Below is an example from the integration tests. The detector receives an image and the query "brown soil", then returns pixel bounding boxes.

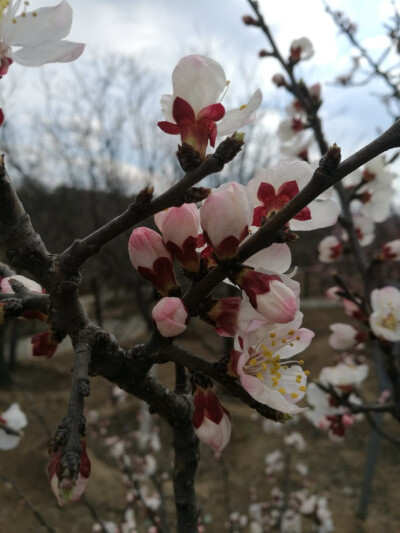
[1,306,400,533]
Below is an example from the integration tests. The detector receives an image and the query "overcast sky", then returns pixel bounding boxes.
[5,0,400,180]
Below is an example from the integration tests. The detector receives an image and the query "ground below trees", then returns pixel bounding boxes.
[0,306,399,533]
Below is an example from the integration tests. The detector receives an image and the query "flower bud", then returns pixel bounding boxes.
[154,204,200,272]
[242,15,258,26]
[31,331,59,358]
[200,297,241,337]
[326,286,342,301]
[48,441,91,506]
[272,73,287,87]
[152,297,188,337]
[200,182,252,261]
[192,382,231,453]
[235,268,297,324]
[128,227,178,296]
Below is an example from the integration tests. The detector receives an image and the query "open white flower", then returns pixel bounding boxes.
[0,0,84,75]
[0,403,27,450]
[158,55,262,158]
[319,362,369,388]
[369,286,400,341]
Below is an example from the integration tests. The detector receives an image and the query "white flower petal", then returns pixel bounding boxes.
[217,89,262,136]
[160,94,174,122]
[5,0,73,47]
[245,243,291,274]
[172,55,227,114]
[291,198,339,231]
[10,40,84,66]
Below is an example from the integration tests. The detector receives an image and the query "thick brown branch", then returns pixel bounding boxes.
[0,157,52,284]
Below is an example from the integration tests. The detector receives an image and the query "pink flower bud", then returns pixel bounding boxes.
[342,414,355,428]
[200,182,252,261]
[48,440,91,506]
[342,299,365,321]
[30,331,58,358]
[309,83,322,101]
[154,204,201,272]
[192,386,231,452]
[152,297,188,337]
[272,73,287,87]
[242,15,258,26]
[128,227,178,296]
[235,268,297,324]
[326,286,342,301]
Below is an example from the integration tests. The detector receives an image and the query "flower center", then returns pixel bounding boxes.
[380,312,397,331]
[243,330,309,399]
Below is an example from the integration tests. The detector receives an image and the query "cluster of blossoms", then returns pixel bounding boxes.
[128,51,341,452]
[238,430,333,533]
[306,355,368,442]
[86,392,166,533]
[269,37,317,163]
[128,176,324,450]
[265,34,400,443]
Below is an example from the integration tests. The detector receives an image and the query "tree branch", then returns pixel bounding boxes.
[60,136,244,272]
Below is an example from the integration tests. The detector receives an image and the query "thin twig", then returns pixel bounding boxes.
[0,472,55,533]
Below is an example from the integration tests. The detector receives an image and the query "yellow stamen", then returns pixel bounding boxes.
[291,392,299,398]
[278,387,286,394]
[299,386,307,392]
[296,336,301,341]
[0,0,9,18]
[239,104,248,110]
[288,330,294,335]
[281,338,287,343]
[256,372,264,381]
[299,360,304,365]
[380,313,397,331]
[270,332,276,338]
[305,370,310,376]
